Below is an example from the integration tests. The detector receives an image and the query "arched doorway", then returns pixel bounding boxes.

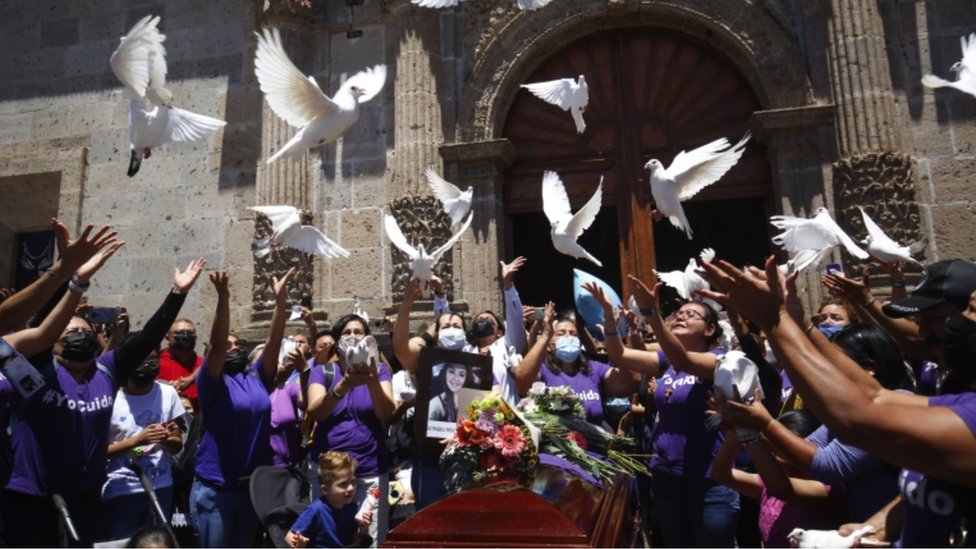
[502,26,771,309]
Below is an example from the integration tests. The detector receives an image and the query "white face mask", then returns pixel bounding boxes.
[437,327,467,351]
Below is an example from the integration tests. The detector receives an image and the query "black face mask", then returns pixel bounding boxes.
[223,349,250,375]
[471,318,496,339]
[130,359,159,389]
[59,331,100,363]
[941,313,976,394]
[171,332,197,351]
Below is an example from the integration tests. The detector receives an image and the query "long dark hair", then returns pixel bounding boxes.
[832,324,915,391]
[545,312,590,376]
[331,314,370,341]
[778,409,822,438]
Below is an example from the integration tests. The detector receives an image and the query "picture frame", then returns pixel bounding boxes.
[414,347,494,449]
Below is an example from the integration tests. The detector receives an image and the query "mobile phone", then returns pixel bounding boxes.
[368,318,391,331]
[530,308,545,321]
[825,262,843,276]
[88,307,120,325]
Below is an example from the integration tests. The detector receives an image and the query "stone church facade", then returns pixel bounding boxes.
[0,0,973,336]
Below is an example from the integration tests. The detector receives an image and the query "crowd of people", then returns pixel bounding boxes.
[0,217,974,548]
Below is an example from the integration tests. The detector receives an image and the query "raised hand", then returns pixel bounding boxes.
[273,267,297,303]
[822,270,873,306]
[209,271,229,296]
[55,218,119,273]
[500,256,527,289]
[174,257,207,294]
[403,276,423,304]
[699,257,784,331]
[541,301,556,337]
[710,386,773,431]
[75,241,126,284]
[627,274,661,311]
[581,281,614,317]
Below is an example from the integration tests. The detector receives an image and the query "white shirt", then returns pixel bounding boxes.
[103,382,185,500]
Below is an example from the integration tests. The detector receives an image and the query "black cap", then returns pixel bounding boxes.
[883,260,976,318]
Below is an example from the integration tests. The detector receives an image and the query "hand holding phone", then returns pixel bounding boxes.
[88,306,121,325]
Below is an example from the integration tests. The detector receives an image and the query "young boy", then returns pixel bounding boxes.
[286,451,371,548]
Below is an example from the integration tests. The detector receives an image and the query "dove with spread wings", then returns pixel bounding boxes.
[254,28,386,164]
[110,15,227,177]
[521,76,589,134]
[645,132,751,240]
[542,171,604,267]
[385,212,473,284]
[922,33,976,99]
[249,205,349,259]
[426,167,473,229]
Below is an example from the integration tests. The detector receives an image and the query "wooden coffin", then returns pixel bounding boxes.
[384,465,634,548]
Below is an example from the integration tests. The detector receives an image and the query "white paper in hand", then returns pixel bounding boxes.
[288,305,303,321]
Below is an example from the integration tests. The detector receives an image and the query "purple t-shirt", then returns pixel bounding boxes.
[6,352,120,496]
[194,358,272,486]
[308,362,393,477]
[897,393,976,547]
[290,497,357,548]
[270,381,302,468]
[650,349,724,479]
[538,359,611,427]
[806,425,900,522]
[779,370,793,405]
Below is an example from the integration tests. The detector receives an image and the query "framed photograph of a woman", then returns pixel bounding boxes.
[415,348,493,447]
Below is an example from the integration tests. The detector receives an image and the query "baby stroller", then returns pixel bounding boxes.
[249,465,311,547]
[60,460,178,548]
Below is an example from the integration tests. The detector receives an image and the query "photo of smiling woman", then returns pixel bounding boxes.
[427,363,467,428]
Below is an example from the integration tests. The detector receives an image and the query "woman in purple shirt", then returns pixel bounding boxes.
[306,313,395,545]
[702,258,976,547]
[189,268,295,548]
[514,303,638,429]
[586,278,738,547]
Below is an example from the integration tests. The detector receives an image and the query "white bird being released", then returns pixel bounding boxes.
[770,207,869,265]
[249,205,350,259]
[254,27,387,164]
[521,75,589,134]
[645,132,751,240]
[110,15,226,177]
[411,0,554,11]
[426,167,473,229]
[921,33,976,99]
[705,350,764,431]
[385,212,473,284]
[654,248,721,310]
[858,207,927,266]
[542,171,604,267]
[787,526,876,548]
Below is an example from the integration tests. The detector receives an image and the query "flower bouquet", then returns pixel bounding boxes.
[518,383,647,483]
[440,395,539,492]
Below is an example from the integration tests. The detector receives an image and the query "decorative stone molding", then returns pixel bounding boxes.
[388,195,455,303]
[832,152,923,277]
[251,210,315,320]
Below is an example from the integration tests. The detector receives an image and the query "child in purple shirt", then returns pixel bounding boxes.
[286,451,370,548]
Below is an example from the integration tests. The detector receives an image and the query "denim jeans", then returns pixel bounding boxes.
[411,448,448,511]
[651,472,740,547]
[103,486,174,540]
[189,478,258,548]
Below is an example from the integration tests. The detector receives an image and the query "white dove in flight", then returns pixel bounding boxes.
[858,207,927,265]
[521,76,589,133]
[645,131,751,240]
[922,33,976,98]
[771,207,869,266]
[110,15,226,177]
[778,247,834,275]
[654,248,721,310]
[254,27,387,164]
[411,0,554,10]
[542,171,604,267]
[385,212,473,283]
[787,526,876,548]
[249,205,350,259]
[426,167,473,229]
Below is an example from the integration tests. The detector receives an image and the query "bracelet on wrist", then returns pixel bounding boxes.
[67,281,86,294]
[603,329,618,337]
[70,275,90,290]
[329,387,347,400]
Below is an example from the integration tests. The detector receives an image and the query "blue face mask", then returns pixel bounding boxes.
[818,323,845,339]
[553,336,582,363]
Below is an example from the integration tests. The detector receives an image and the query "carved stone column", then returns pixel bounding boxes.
[391,3,444,198]
[440,139,516,317]
[825,0,924,280]
[252,20,316,320]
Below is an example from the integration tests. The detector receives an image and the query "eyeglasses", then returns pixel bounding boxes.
[673,309,706,322]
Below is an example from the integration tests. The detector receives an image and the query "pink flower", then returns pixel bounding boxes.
[567,431,587,450]
[494,424,527,458]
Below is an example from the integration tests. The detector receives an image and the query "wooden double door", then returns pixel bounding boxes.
[502,26,772,310]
